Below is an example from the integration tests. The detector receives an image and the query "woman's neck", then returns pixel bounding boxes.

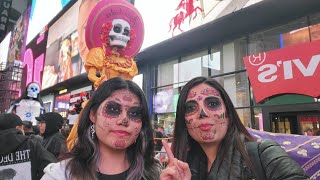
[200,142,220,172]
[97,144,129,175]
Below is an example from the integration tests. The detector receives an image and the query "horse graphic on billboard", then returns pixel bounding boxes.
[169,0,203,36]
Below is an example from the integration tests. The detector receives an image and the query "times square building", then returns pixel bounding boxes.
[3,0,320,136]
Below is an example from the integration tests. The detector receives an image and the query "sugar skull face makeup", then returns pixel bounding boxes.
[185,83,229,144]
[90,89,142,150]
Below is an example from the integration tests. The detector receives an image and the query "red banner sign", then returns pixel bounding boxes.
[243,40,320,103]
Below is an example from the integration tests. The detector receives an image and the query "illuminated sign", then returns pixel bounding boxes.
[135,0,264,49]
[59,89,68,94]
[26,0,71,44]
[23,30,48,93]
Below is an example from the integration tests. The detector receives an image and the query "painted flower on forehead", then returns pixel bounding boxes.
[200,87,220,96]
[187,91,197,99]
[123,94,133,102]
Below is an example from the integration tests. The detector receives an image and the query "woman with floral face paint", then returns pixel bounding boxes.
[160,76,308,180]
[41,77,161,180]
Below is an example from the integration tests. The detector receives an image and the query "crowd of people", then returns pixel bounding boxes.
[0,77,313,180]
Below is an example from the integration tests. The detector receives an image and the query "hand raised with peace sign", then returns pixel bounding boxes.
[160,140,191,180]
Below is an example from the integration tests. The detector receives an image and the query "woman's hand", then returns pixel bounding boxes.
[160,140,191,180]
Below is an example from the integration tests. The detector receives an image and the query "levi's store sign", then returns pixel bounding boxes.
[243,40,320,103]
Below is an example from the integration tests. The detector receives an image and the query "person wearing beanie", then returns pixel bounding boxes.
[0,113,56,180]
[36,112,67,159]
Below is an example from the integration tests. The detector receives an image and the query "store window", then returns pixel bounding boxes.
[212,72,250,108]
[156,113,175,136]
[248,16,308,54]
[157,59,178,87]
[299,115,319,135]
[254,107,263,130]
[153,86,179,114]
[236,108,251,127]
[175,50,209,87]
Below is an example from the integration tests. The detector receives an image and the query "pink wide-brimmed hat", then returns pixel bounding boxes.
[85,0,144,58]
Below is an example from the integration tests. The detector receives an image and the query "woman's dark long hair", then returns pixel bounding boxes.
[172,76,255,173]
[66,77,160,180]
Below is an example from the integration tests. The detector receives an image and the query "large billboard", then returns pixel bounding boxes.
[42,0,83,90]
[135,0,263,49]
[7,8,30,64]
[23,29,48,92]
[26,0,71,44]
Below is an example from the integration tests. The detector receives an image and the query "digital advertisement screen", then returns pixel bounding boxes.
[43,0,83,90]
[68,85,92,124]
[26,0,71,44]
[23,30,48,92]
[54,93,70,118]
[0,32,12,67]
[7,8,30,64]
[135,0,262,50]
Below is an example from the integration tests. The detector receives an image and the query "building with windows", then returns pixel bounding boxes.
[1,0,320,135]
[134,0,320,135]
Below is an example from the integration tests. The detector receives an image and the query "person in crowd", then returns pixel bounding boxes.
[36,112,67,159]
[22,120,43,144]
[154,130,164,151]
[33,125,41,135]
[61,119,71,138]
[0,113,56,180]
[304,128,314,136]
[41,77,161,180]
[157,126,168,138]
[160,76,308,180]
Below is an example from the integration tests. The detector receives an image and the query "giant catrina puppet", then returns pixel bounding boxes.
[85,0,143,88]
[67,0,144,150]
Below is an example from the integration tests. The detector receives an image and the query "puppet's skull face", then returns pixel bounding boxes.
[108,19,130,48]
[27,83,40,98]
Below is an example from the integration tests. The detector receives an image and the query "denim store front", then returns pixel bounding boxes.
[135,0,320,136]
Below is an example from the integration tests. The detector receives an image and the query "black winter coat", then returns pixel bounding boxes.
[42,132,67,159]
[187,139,309,180]
[0,129,56,180]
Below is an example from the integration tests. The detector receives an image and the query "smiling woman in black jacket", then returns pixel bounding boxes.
[160,77,309,180]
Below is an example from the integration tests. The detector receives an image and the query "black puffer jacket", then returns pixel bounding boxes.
[187,139,309,180]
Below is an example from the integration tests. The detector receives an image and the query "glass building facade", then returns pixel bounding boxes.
[144,12,320,136]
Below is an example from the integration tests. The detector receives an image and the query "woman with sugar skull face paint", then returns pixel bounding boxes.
[41,77,161,180]
[160,77,308,180]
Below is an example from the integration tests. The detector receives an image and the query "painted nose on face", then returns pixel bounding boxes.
[118,117,129,127]
[199,109,208,119]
